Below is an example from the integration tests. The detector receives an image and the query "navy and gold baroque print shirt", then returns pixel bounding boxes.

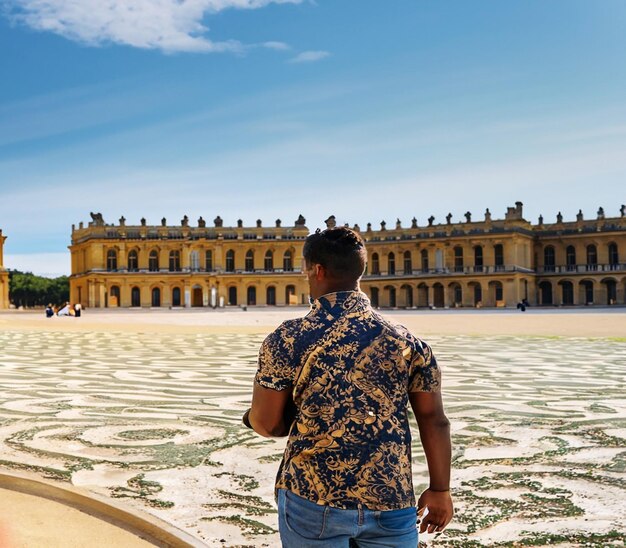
[255,290,441,511]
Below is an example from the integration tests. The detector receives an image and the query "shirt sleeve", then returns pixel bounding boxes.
[254,324,297,392]
[408,338,441,393]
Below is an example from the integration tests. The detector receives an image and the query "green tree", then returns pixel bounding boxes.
[8,270,70,308]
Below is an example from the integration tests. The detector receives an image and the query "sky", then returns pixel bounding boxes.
[1,0,625,276]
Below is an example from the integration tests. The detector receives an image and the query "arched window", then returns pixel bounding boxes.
[371,253,380,275]
[247,286,256,305]
[169,250,181,272]
[228,286,237,305]
[283,251,293,272]
[264,250,274,271]
[474,246,483,272]
[225,250,235,272]
[608,243,619,269]
[245,250,254,272]
[109,286,120,307]
[151,287,161,307]
[566,246,576,271]
[370,287,379,307]
[149,250,159,272]
[494,244,504,271]
[172,287,181,307]
[190,251,199,271]
[205,250,213,272]
[386,286,396,307]
[127,250,138,272]
[285,285,296,304]
[420,249,429,271]
[544,246,555,272]
[131,287,141,307]
[266,286,276,305]
[106,249,117,271]
[561,281,574,305]
[388,253,395,275]
[586,245,597,271]
[403,251,412,275]
[454,247,464,272]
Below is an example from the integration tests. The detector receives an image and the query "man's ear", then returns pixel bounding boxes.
[315,264,325,279]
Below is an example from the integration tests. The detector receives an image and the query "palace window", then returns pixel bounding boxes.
[131,287,141,307]
[228,286,237,305]
[370,287,379,307]
[494,244,504,271]
[388,253,395,275]
[586,245,598,271]
[544,246,555,272]
[172,287,181,307]
[149,250,159,272]
[247,286,256,305]
[371,253,380,275]
[225,250,235,272]
[190,251,199,271]
[169,250,181,272]
[403,251,412,275]
[566,246,576,271]
[454,246,464,272]
[245,250,254,272]
[205,250,213,272]
[283,251,293,272]
[106,249,118,271]
[151,287,161,307]
[127,250,138,272]
[474,246,483,272]
[266,285,276,305]
[420,249,429,272]
[264,250,274,271]
[608,243,619,269]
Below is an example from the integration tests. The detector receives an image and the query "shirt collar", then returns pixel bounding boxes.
[310,290,370,316]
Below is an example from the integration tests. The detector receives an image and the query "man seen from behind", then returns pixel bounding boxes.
[243,226,453,547]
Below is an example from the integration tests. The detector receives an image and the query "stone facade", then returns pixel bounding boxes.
[69,204,626,309]
[0,229,8,309]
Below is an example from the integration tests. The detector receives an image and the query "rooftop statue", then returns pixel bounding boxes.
[90,212,104,226]
[446,213,452,225]
[428,215,435,227]
[198,216,206,228]
[295,214,306,226]
[325,216,337,229]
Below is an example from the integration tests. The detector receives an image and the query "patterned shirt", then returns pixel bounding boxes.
[255,290,441,511]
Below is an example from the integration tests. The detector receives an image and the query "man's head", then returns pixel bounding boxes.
[303,226,367,298]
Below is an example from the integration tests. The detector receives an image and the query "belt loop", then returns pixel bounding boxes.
[358,503,363,526]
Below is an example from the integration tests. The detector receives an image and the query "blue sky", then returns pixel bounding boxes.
[1,0,625,276]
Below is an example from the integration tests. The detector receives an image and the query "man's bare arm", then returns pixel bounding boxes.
[410,390,454,534]
[246,382,292,438]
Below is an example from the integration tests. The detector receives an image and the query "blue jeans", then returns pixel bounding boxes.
[277,489,418,548]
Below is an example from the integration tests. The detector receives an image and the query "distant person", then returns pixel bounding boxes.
[45,304,54,318]
[57,302,71,316]
[243,227,453,547]
[74,303,82,317]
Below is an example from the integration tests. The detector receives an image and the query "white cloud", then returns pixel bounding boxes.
[289,50,330,63]
[261,40,291,51]
[4,0,301,53]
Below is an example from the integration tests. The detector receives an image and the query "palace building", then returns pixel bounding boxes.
[0,229,8,309]
[69,203,626,309]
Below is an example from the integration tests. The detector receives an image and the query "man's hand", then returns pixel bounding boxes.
[417,488,454,534]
